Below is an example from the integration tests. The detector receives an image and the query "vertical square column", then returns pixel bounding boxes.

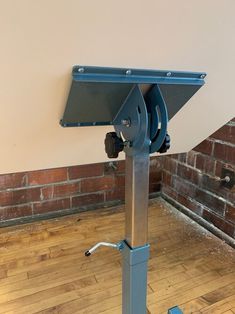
[123,152,150,313]
[122,241,150,314]
[125,153,150,248]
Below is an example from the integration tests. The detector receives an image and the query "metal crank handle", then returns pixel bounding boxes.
[85,241,123,256]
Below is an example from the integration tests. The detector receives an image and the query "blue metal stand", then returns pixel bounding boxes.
[61,66,206,314]
[168,306,183,314]
[122,241,150,314]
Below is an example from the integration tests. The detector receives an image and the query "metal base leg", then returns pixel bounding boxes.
[122,241,150,314]
[168,306,183,314]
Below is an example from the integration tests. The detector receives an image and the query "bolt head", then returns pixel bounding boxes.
[166,72,172,77]
[78,67,84,73]
[121,119,131,127]
[126,69,132,75]
[124,141,131,148]
[200,74,206,79]
[224,175,231,183]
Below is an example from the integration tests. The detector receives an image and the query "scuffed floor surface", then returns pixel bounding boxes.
[0,198,234,313]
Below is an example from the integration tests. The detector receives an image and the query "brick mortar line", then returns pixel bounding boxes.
[171,170,229,204]
[0,179,79,192]
[0,174,124,192]
[0,191,109,209]
[210,138,235,147]
[186,195,206,210]
[165,156,203,173]
[204,138,214,143]
[165,184,227,220]
[211,140,215,156]
[0,183,161,209]
[0,202,34,209]
[173,159,232,184]
[0,196,71,209]
[0,171,158,192]
[163,169,231,206]
[179,188,227,220]
[168,154,234,172]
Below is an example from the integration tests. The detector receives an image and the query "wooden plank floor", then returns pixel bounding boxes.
[0,198,234,314]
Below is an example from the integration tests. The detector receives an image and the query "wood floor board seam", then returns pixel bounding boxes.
[0,198,234,314]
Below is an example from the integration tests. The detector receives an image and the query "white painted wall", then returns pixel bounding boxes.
[0,0,234,173]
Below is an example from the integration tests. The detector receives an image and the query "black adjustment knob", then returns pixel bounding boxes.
[105,132,124,158]
[158,133,170,154]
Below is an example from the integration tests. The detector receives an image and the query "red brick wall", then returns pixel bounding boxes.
[1,119,234,241]
[0,158,162,223]
[162,118,235,239]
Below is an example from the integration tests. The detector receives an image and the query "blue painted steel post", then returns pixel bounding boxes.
[122,242,150,314]
[168,306,183,314]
